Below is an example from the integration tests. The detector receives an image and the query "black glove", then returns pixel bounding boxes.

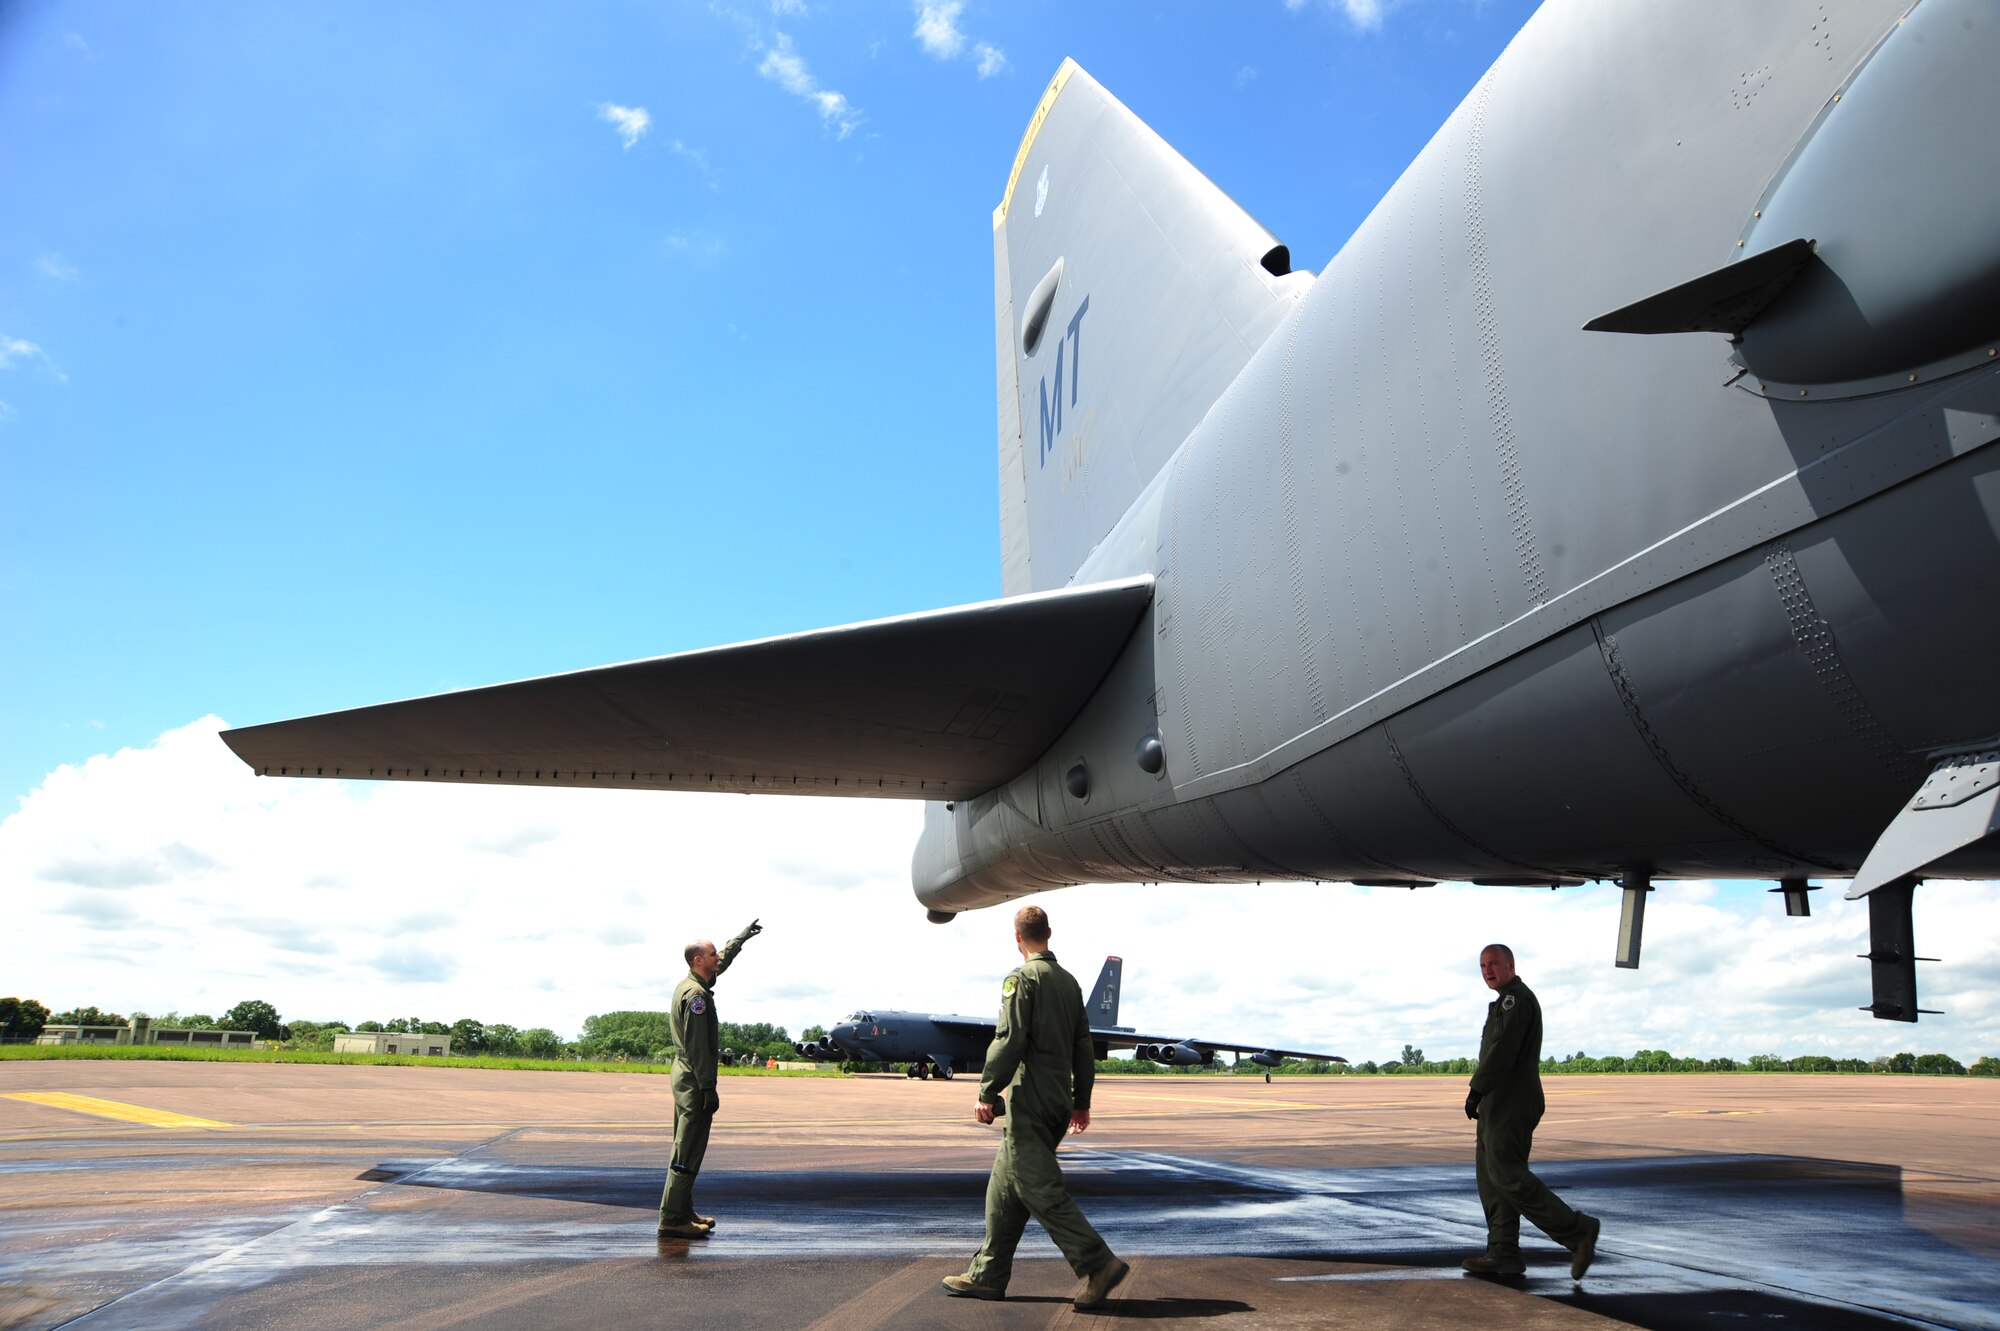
[745,918,762,937]
[1464,1089,1481,1120]
[702,1086,720,1115]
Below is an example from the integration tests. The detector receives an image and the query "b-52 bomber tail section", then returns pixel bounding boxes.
[990,59,1313,598]
[227,1,2000,1025]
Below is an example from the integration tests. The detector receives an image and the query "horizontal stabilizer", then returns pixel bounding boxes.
[221,577,1153,801]
[1848,750,2000,899]
[1583,238,1814,336]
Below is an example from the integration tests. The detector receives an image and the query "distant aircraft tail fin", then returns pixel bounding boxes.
[1086,956,1123,1029]
[992,60,1313,595]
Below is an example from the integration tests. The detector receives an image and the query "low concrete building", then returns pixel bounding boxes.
[333,1031,453,1057]
[36,1017,256,1048]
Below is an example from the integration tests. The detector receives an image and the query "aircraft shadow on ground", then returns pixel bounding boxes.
[357,1152,1998,1331]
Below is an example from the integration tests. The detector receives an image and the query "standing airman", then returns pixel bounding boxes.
[658,918,762,1240]
[1461,942,1600,1279]
[941,905,1129,1309]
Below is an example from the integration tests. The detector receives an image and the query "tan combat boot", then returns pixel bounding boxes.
[940,1273,1005,1300]
[1460,1251,1526,1276]
[1074,1256,1130,1309]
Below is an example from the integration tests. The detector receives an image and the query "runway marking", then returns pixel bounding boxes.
[0,1088,1609,1142]
[1665,1108,1765,1116]
[2,1091,233,1129]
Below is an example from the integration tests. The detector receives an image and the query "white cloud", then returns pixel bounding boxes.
[1235,66,1259,88]
[757,33,862,139]
[0,335,65,382]
[913,2,1007,78]
[667,139,721,192]
[913,1,965,58]
[0,400,16,426]
[5,718,1998,1062]
[662,230,727,258]
[1286,0,1393,30]
[770,0,807,13]
[597,102,651,150]
[37,253,79,282]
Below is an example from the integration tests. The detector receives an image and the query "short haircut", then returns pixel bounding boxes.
[1481,942,1515,963]
[1014,904,1051,943]
[684,940,704,967]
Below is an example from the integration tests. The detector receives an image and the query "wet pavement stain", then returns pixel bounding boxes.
[24,1151,1981,1330]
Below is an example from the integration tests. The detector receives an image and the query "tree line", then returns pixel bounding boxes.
[6,998,1992,1075]
[1322,1044,1997,1077]
[0,997,807,1066]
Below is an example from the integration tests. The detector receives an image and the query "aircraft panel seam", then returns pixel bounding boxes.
[1764,544,1924,783]
[1163,372,2000,806]
[1381,723,1555,877]
[1464,65,1549,609]
[1592,619,1819,866]
[1288,770,1429,881]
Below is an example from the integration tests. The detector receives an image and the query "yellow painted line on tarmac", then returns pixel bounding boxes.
[2,1091,233,1129]
[0,1091,1443,1141]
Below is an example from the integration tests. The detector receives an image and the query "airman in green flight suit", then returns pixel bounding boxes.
[941,905,1129,1310]
[657,918,761,1240]
[1461,942,1601,1279]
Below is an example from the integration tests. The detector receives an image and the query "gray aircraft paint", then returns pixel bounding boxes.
[915,0,2000,912]
[801,958,1343,1074]
[224,0,2000,1017]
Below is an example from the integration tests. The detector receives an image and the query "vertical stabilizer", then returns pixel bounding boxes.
[993,60,1313,595]
[1086,955,1124,1029]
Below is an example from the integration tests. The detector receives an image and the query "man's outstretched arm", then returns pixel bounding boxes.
[716,918,762,978]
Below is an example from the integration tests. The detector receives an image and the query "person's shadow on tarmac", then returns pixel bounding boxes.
[997,1295,1252,1318]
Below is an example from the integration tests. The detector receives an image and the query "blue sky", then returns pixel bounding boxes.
[1,0,1534,799]
[4,1,1994,1062]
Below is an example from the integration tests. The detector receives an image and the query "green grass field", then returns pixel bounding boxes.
[0,1046,842,1076]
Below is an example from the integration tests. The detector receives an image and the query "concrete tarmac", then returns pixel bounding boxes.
[1,1064,1995,1330]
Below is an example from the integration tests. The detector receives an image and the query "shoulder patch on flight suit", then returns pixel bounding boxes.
[1002,975,1018,997]
[691,994,706,1015]
[1502,994,1516,1011]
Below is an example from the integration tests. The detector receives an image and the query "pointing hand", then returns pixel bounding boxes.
[745,919,763,937]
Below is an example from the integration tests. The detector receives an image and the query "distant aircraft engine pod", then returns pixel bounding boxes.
[1250,1051,1283,1068]
[1146,1042,1208,1066]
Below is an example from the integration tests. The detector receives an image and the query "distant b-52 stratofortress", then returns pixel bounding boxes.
[225,0,2000,1024]
[789,958,1344,1079]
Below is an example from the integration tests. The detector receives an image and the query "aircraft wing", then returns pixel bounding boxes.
[221,576,1152,801]
[1094,1030,1347,1064]
[927,1015,998,1031]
